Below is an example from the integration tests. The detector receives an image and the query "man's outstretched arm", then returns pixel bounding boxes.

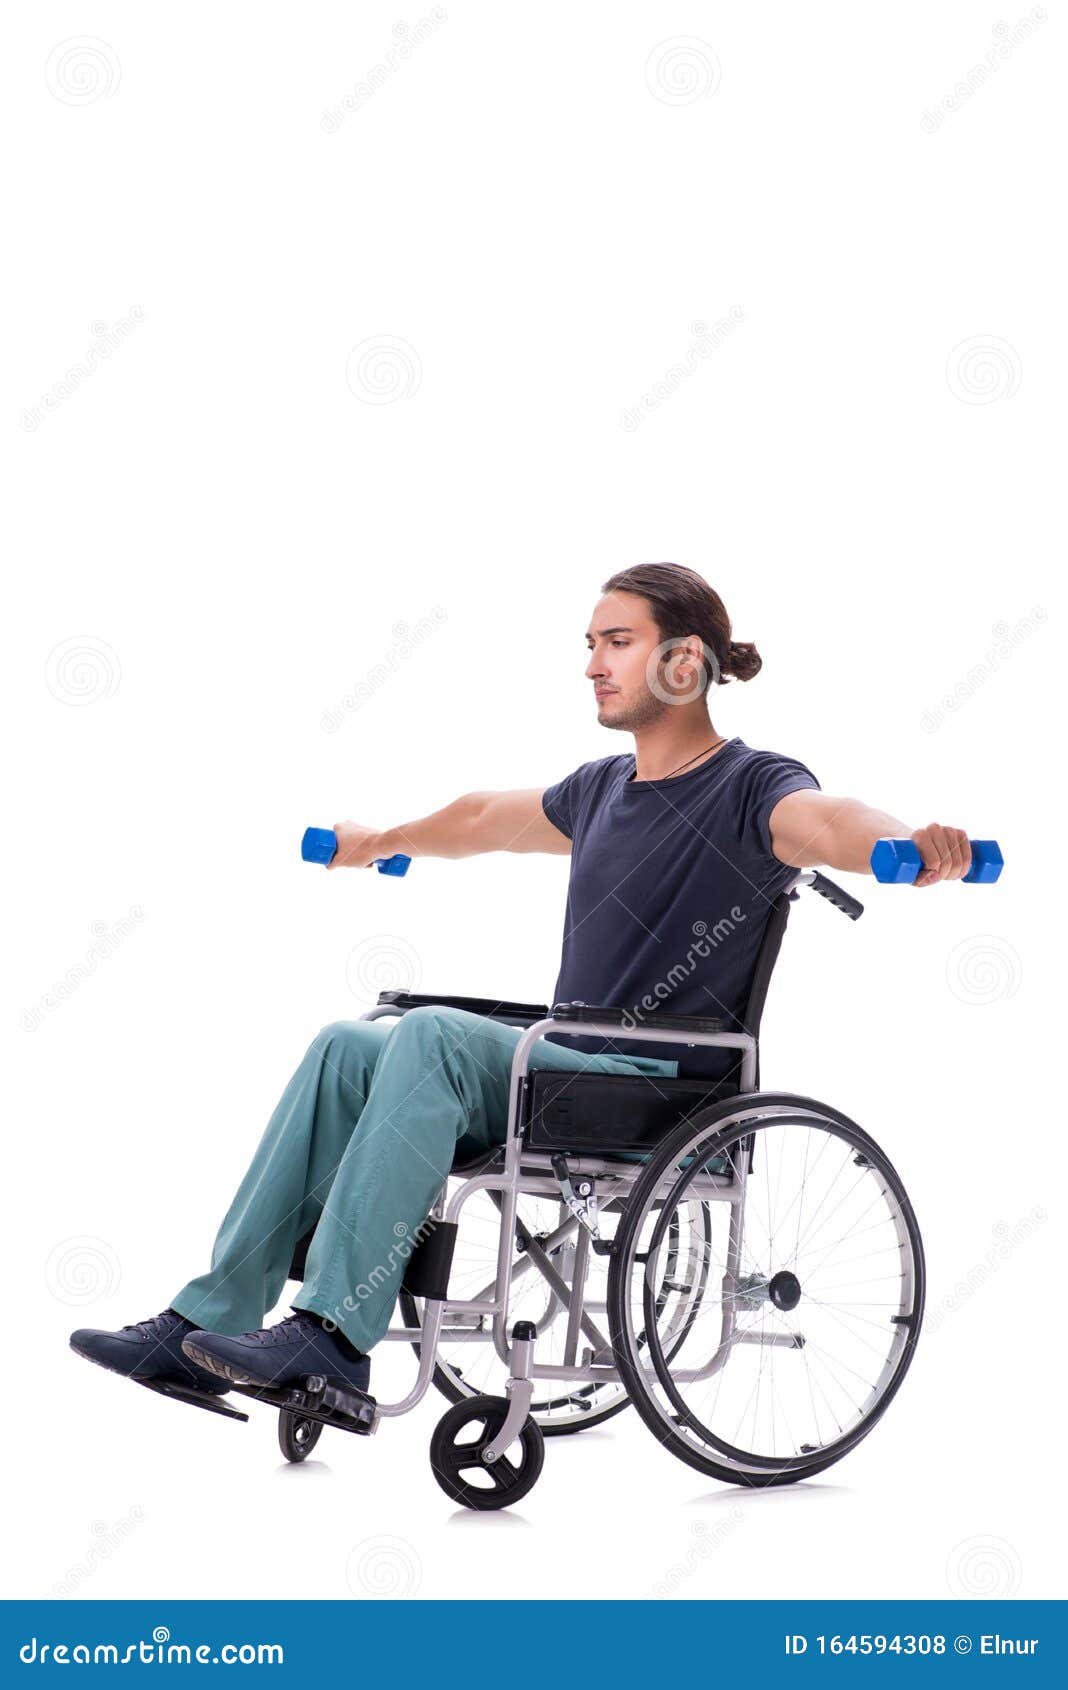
[769,790,973,888]
[329,789,571,869]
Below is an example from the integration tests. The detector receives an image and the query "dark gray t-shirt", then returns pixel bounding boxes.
[540,736,820,1080]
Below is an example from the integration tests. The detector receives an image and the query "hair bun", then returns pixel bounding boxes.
[724,639,762,683]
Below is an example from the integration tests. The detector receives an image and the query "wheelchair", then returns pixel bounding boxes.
[207,867,926,1510]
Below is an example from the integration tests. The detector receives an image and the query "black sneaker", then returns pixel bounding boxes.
[70,1308,229,1396]
[182,1311,371,1393]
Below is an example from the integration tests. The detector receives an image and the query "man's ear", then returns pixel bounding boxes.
[681,634,705,674]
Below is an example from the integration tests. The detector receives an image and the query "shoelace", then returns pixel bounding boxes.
[119,1309,328,1351]
[120,1309,185,1341]
[239,1313,318,1347]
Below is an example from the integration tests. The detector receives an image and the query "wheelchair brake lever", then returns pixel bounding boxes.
[549,1153,611,1254]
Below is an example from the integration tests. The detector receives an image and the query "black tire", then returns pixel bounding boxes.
[278,1408,324,1463]
[429,1394,545,1510]
[607,1092,925,1488]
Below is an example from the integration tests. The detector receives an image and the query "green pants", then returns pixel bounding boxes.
[169,1006,679,1354]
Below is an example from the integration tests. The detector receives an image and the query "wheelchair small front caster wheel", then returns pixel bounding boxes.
[429,1394,545,1511]
[278,1408,324,1463]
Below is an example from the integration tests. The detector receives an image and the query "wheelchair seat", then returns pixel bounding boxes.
[515,1065,736,1159]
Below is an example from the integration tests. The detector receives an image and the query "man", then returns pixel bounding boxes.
[70,562,972,1407]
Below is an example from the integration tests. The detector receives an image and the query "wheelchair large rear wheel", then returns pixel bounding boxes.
[607,1093,925,1487]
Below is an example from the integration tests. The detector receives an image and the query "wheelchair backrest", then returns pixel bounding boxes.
[673,888,793,1089]
[742,890,792,1039]
[740,888,792,1088]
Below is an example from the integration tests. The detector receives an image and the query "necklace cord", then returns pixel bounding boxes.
[635,735,727,782]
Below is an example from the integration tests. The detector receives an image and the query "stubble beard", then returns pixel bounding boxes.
[598,688,672,734]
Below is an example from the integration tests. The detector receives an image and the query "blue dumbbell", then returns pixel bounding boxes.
[870,838,1003,885]
[301,827,411,876]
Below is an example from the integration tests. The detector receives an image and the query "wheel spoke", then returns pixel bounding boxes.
[489,1453,522,1492]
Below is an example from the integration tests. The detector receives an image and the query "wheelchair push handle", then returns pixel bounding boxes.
[870,838,1003,885]
[809,871,865,920]
[300,827,411,877]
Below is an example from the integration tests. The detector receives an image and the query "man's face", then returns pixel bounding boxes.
[584,591,706,732]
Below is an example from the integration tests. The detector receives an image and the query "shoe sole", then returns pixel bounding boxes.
[69,1337,230,1396]
[181,1339,274,1389]
[182,1338,369,1395]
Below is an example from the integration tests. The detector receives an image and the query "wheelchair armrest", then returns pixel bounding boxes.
[376,990,550,1026]
[549,1001,724,1034]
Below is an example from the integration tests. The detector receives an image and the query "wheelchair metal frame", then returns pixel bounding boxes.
[366,1012,755,1459]
[373,1008,754,1371]
[364,878,828,1440]
[341,872,892,1466]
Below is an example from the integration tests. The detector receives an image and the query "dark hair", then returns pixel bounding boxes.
[599,562,762,689]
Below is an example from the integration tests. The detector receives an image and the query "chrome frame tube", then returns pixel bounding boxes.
[358,1002,756,1406]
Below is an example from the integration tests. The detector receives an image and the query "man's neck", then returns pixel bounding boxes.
[630,717,727,782]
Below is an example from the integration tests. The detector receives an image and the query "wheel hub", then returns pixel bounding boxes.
[768,1269,802,1312]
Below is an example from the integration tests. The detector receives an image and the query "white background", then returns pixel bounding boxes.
[3,2,1063,1603]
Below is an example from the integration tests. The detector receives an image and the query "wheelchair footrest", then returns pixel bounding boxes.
[293,1374,378,1435]
[134,1375,250,1423]
[224,1373,378,1436]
